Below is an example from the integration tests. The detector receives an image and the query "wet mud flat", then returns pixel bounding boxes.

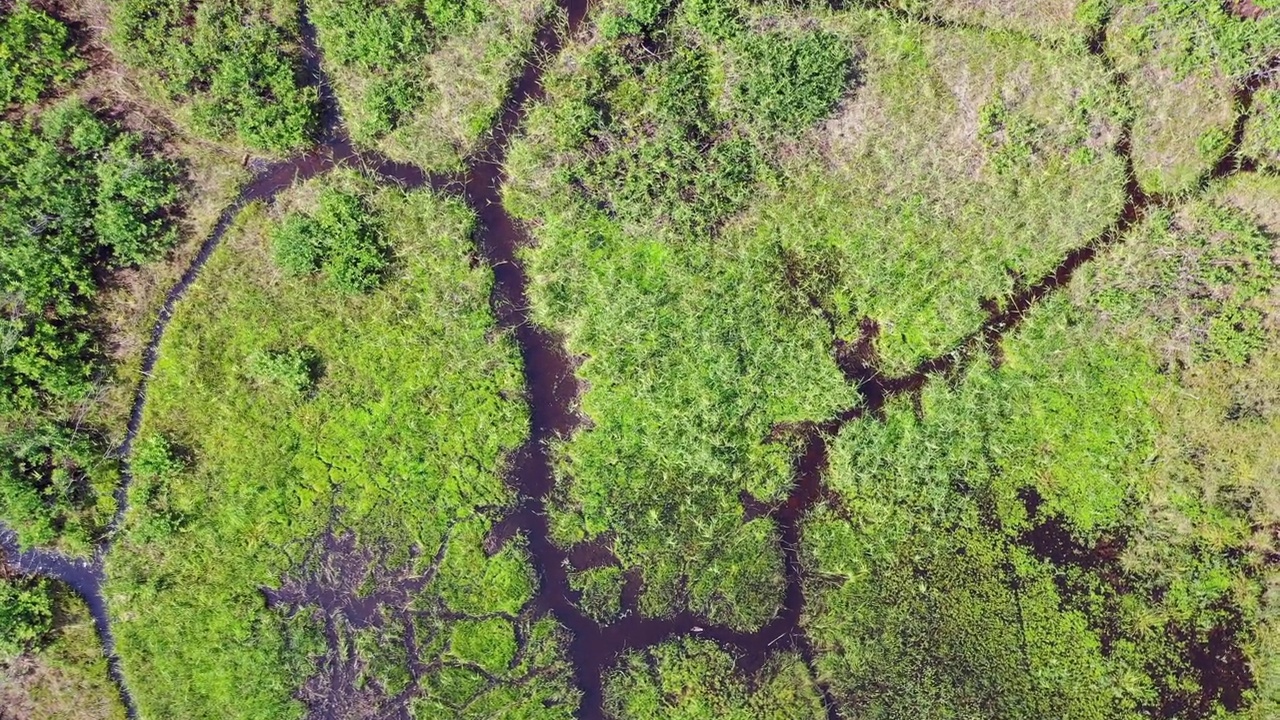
[264,529,438,720]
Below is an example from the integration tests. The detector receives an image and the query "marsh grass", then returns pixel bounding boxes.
[518,206,853,628]
[506,0,876,630]
[103,172,557,718]
[1105,0,1280,195]
[771,10,1127,372]
[1242,80,1280,171]
[510,2,1280,709]
[892,0,1101,39]
[802,180,1280,717]
[506,0,1135,629]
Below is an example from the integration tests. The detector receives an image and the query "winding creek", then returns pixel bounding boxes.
[2,2,1276,718]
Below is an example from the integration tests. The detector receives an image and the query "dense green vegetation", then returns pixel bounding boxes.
[0,6,179,556]
[0,2,83,108]
[310,0,550,170]
[0,575,54,658]
[0,576,127,719]
[0,99,178,553]
[604,639,824,718]
[104,173,576,718]
[270,186,390,293]
[507,0,864,630]
[110,0,318,152]
[0,100,179,411]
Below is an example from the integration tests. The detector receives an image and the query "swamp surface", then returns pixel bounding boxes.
[2,0,1280,718]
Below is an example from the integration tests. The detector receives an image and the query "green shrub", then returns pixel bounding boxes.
[423,0,486,33]
[110,0,318,152]
[269,189,390,293]
[734,31,854,135]
[127,434,195,543]
[568,566,623,622]
[131,434,187,482]
[327,238,391,294]
[604,639,825,718]
[1243,87,1280,169]
[601,0,675,40]
[245,347,320,395]
[0,3,83,108]
[683,0,744,41]
[0,100,179,410]
[93,134,182,265]
[0,423,119,552]
[0,576,54,659]
[270,214,325,276]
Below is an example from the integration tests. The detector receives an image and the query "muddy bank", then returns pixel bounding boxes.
[1229,0,1269,20]
[265,525,580,719]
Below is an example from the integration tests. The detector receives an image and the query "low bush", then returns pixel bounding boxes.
[270,188,390,294]
[568,566,622,622]
[0,576,53,659]
[0,582,128,717]
[0,423,119,552]
[270,213,326,276]
[604,639,824,718]
[127,436,196,545]
[600,0,675,40]
[246,347,321,395]
[110,0,318,152]
[0,2,83,109]
[0,100,179,411]
[733,31,854,136]
[1243,86,1280,170]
